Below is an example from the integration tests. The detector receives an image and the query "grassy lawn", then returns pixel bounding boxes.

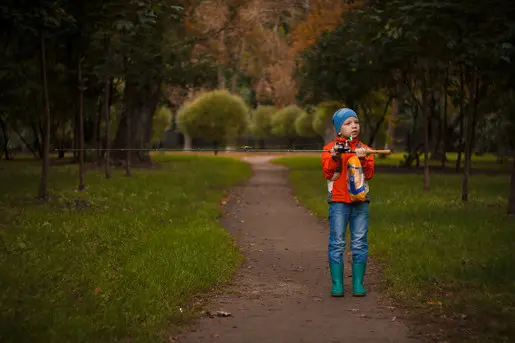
[272,156,514,343]
[0,155,251,343]
[373,152,512,170]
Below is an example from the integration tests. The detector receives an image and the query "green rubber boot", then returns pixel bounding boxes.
[329,263,344,297]
[352,263,367,297]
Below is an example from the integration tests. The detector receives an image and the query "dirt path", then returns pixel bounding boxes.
[175,156,423,343]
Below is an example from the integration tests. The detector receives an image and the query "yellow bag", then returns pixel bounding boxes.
[346,155,368,202]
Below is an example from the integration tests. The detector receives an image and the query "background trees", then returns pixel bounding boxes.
[296,0,515,210]
[1,0,514,212]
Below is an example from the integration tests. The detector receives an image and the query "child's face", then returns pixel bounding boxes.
[339,117,360,139]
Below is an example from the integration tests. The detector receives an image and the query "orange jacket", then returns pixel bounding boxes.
[321,139,375,203]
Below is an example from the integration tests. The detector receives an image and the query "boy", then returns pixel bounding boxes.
[321,108,375,297]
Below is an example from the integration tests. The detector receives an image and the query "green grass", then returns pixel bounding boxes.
[272,156,514,342]
[373,152,512,169]
[0,155,252,343]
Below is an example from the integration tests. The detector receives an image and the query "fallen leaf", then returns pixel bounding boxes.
[214,310,232,317]
[426,301,443,306]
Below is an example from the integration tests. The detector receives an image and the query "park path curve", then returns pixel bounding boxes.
[174,156,422,343]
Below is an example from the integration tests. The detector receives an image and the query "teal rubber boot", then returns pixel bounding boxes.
[329,263,344,297]
[352,263,367,297]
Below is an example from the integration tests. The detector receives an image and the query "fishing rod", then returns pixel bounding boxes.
[54,147,392,155]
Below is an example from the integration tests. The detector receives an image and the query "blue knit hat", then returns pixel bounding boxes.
[332,108,358,133]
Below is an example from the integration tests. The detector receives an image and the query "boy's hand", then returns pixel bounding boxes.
[355,147,367,159]
[330,147,341,160]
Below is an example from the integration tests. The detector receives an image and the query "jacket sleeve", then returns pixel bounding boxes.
[361,150,375,180]
[321,150,341,180]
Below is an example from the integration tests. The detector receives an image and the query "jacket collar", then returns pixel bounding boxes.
[335,136,359,149]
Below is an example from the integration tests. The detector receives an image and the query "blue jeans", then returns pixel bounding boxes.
[328,202,369,265]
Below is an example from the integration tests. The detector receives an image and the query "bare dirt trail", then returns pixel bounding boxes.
[174,156,423,343]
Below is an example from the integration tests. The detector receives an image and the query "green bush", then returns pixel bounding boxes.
[177,90,249,147]
[250,105,276,138]
[151,106,172,145]
[295,111,317,137]
[271,105,306,139]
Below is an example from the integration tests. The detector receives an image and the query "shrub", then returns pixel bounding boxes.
[250,105,276,138]
[271,105,306,139]
[177,90,249,148]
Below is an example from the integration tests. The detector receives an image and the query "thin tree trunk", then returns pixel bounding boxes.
[231,40,246,94]
[78,57,85,191]
[104,77,111,179]
[38,31,51,200]
[93,96,102,163]
[421,75,430,191]
[508,153,515,215]
[423,106,430,191]
[462,70,479,202]
[456,68,465,172]
[384,96,398,150]
[0,117,9,160]
[213,141,219,156]
[125,105,131,176]
[368,95,392,146]
[218,31,226,89]
[183,134,192,151]
[429,90,442,159]
[441,70,449,168]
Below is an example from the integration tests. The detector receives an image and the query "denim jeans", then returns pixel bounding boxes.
[328,201,369,265]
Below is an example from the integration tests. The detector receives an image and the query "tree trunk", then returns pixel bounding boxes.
[78,57,85,191]
[140,81,161,163]
[440,66,449,169]
[0,116,9,160]
[456,68,465,172]
[423,103,430,191]
[30,123,43,158]
[38,31,51,200]
[125,104,131,176]
[231,40,246,94]
[368,95,392,146]
[93,96,102,163]
[429,90,442,160]
[213,141,219,156]
[218,31,226,89]
[104,77,112,179]
[508,153,515,215]
[384,96,398,150]
[462,70,479,202]
[183,134,192,151]
[441,86,449,168]
[111,77,160,163]
[419,73,430,190]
